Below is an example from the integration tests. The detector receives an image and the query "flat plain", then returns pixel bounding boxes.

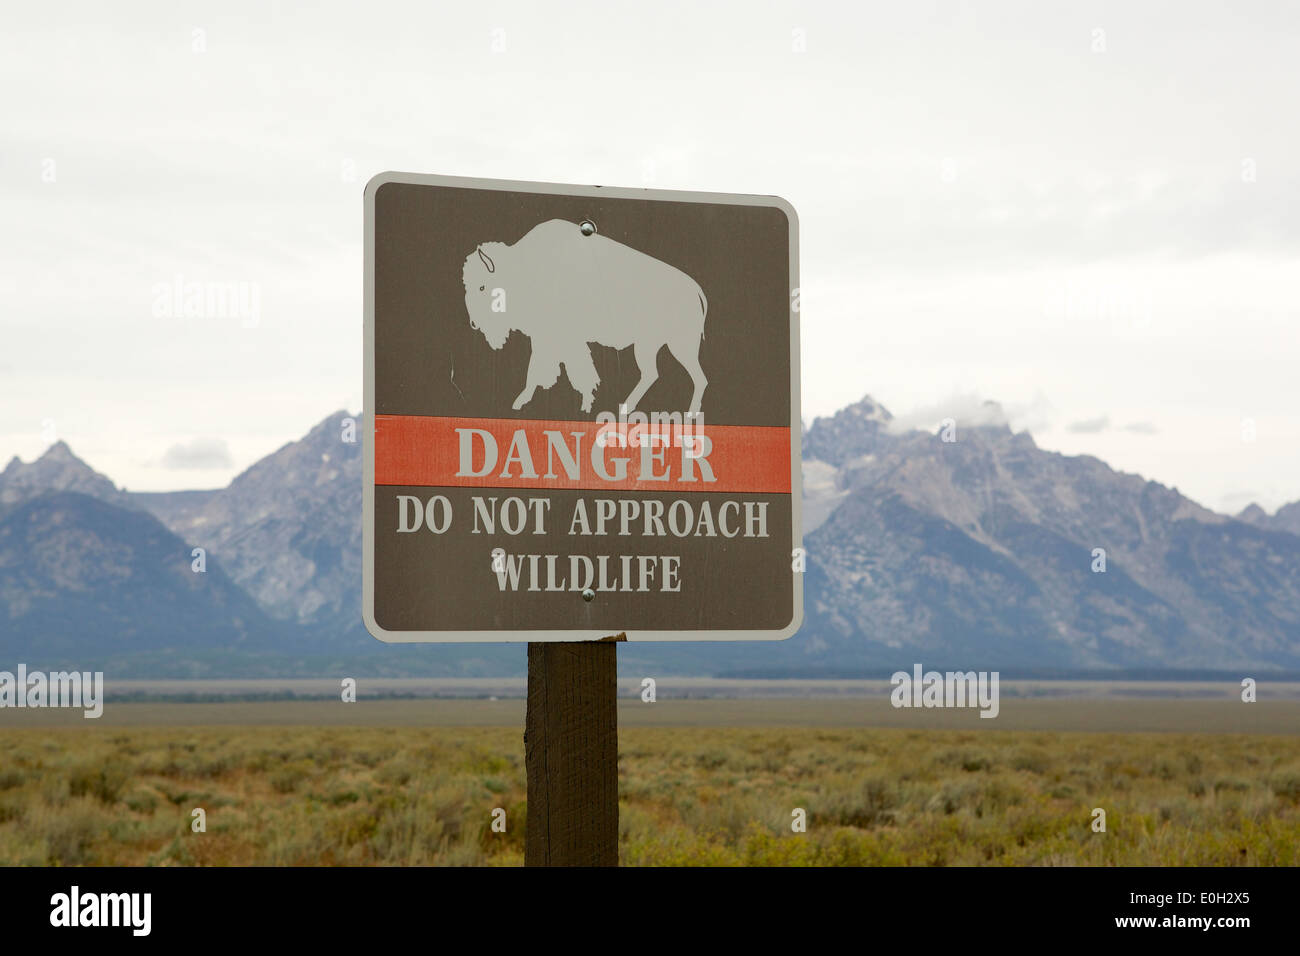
[1,696,1297,866]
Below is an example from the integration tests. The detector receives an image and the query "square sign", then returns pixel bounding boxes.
[363,172,801,642]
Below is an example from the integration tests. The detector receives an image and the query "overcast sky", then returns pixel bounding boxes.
[2,1,1297,515]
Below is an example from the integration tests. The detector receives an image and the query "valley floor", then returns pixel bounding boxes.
[1,699,1298,866]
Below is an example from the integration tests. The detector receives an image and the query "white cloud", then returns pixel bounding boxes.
[159,438,234,470]
[1066,417,1111,435]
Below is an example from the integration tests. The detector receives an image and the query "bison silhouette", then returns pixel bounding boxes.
[462,219,708,415]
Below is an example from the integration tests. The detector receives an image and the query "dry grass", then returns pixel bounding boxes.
[1,723,1298,865]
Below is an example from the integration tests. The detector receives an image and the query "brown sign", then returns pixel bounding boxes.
[363,172,801,642]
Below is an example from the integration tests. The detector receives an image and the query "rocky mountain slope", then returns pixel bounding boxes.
[1237,501,1300,537]
[797,399,1300,670]
[1,442,131,510]
[0,490,279,665]
[1,397,1296,675]
[133,412,363,643]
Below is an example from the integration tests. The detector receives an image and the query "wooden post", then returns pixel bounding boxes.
[525,636,622,866]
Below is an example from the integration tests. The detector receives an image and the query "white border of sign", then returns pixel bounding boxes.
[362,171,801,643]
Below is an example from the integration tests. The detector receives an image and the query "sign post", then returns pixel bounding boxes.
[363,172,801,866]
[524,637,622,867]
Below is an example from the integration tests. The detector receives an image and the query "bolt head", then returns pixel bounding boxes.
[581,587,595,602]
[579,220,596,236]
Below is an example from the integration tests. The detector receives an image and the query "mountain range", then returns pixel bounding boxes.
[1,397,1297,676]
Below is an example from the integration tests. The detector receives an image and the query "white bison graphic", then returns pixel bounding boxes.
[462,219,708,414]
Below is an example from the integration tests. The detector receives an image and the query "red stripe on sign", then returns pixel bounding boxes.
[375,415,791,494]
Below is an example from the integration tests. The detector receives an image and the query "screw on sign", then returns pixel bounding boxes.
[363,172,801,865]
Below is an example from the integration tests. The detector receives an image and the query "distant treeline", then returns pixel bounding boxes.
[716,667,1300,682]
